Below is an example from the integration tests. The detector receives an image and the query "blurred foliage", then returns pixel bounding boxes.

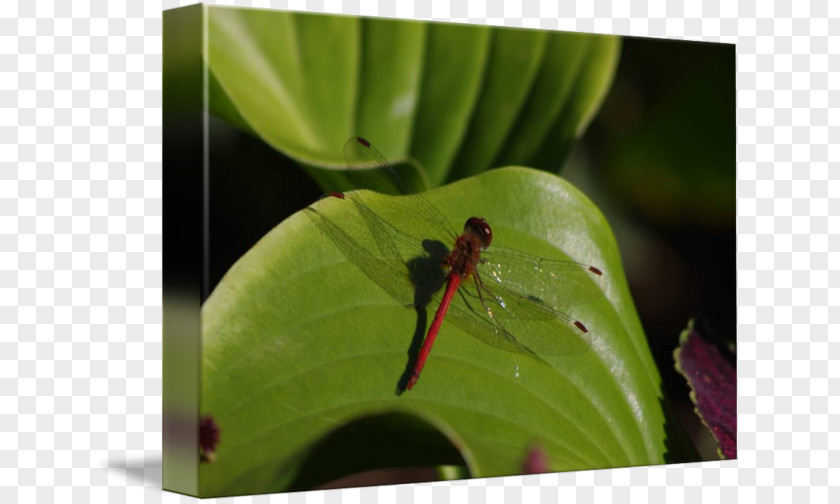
[590,38,735,229]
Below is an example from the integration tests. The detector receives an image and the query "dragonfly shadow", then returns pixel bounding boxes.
[395,239,448,396]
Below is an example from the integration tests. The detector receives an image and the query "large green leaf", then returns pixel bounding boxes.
[199,168,669,496]
[205,6,620,188]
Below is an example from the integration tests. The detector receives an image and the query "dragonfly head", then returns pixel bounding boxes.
[464,217,492,249]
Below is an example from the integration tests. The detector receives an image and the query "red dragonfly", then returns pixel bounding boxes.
[316,137,606,390]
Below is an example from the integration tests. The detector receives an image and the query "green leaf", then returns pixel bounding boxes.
[205,6,621,187]
[495,32,621,172]
[406,23,491,186]
[530,34,622,170]
[448,28,548,181]
[355,18,426,160]
[200,168,668,496]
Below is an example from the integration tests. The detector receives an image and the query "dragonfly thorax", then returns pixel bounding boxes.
[447,217,492,279]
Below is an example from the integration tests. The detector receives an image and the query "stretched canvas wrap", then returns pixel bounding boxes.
[163,4,735,498]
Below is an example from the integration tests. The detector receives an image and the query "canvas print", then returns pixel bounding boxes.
[163,4,735,498]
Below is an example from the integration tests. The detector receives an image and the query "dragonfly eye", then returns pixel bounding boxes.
[464,217,492,249]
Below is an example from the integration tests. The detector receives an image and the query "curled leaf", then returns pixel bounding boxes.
[205,6,621,187]
[200,168,673,496]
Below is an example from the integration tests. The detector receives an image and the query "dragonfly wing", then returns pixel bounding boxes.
[343,136,459,243]
[479,247,606,310]
[343,136,411,195]
[449,274,592,356]
[306,206,418,307]
[343,191,451,265]
[438,282,542,358]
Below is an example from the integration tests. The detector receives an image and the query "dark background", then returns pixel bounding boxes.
[205,35,736,463]
[566,36,735,459]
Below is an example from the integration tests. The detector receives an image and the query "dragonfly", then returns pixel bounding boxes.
[314,137,606,390]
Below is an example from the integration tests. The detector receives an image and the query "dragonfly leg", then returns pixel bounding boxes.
[473,274,494,318]
[472,273,530,352]
[474,273,513,337]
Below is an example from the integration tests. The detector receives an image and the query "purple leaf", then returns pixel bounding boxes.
[674,320,736,459]
[200,414,221,463]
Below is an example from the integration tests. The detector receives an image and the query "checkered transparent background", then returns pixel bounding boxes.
[0,0,836,502]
